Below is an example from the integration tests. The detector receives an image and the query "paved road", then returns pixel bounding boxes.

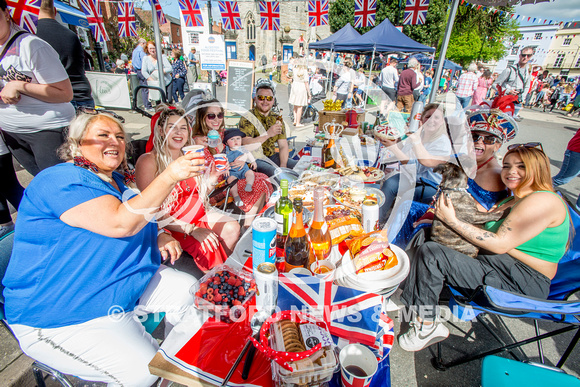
[3,85,580,386]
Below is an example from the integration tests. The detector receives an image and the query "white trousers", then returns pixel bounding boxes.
[9,265,196,387]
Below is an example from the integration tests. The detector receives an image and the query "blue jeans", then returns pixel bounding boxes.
[172,77,185,101]
[457,95,472,109]
[553,149,580,208]
[379,173,438,224]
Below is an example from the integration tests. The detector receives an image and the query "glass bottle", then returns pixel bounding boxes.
[308,187,332,265]
[322,124,336,169]
[275,179,293,272]
[284,199,310,272]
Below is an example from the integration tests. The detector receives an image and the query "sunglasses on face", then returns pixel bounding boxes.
[507,142,544,152]
[520,53,533,58]
[472,133,500,145]
[206,112,224,120]
[257,95,274,101]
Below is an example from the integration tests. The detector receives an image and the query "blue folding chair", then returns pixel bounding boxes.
[432,194,580,371]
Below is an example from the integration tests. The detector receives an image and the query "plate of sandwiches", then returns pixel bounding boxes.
[288,182,331,210]
[332,186,385,210]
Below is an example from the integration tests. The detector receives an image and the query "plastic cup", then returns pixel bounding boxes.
[182,145,204,158]
[213,154,228,172]
[310,259,335,281]
[339,344,378,387]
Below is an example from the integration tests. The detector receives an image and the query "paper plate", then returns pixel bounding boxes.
[334,245,410,292]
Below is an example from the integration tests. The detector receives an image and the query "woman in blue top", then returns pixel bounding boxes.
[2,113,205,385]
[171,48,187,102]
[398,144,570,352]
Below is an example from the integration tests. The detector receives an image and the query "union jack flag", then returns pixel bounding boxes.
[354,0,376,28]
[151,0,167,25]
[78,0,109,43]
[277,274,383,346]
[258,1,280,31]
[179,0,203,27]
[6,0,40,33]
[218,1,242,30]
[117,2,137,38]
[308,0,328,27]
[403,0,430,25]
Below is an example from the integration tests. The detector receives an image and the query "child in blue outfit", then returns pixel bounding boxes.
[223,128,256,206]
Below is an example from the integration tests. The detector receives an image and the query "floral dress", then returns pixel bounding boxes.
[204,147,273,212]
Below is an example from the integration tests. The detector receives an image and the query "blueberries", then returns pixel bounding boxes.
[221,277,225,282]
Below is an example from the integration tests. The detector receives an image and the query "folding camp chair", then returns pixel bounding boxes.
[431,194,580,371]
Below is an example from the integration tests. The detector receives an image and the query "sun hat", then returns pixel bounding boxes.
[467,87,519,143]
[223,128,246,144]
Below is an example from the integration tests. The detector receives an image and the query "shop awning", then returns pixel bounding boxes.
[55,0,89,28]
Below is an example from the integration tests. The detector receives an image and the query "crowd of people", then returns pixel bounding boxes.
[0,1,579,383]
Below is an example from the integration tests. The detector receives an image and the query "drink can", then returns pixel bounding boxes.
[213,154,228,172]
[252,217,277,272]
[255,262,278,314]
[408,101,424,133]
[362,200,379,233]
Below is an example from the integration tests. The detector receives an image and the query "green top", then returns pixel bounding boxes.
[238,108,286,157]
[483,191,570,263]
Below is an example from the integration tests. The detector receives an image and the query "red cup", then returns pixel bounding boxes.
[213,154,228,172]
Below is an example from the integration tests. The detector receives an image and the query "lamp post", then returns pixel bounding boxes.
[208,0,216,97]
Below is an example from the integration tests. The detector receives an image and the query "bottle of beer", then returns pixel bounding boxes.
[284,199,310,272]
[322,124,336,169]
[275,179,293,271]
[308,187,332,265]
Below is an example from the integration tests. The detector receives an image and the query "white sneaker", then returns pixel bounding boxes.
[398,320,449,352]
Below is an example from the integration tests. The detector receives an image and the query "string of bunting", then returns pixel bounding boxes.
[456,0,579,29]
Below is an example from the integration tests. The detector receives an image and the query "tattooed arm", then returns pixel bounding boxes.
[435,191,567,255]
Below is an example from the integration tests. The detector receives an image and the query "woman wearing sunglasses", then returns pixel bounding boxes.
[191,99,273,229]
[391,106,514,248]
[135,104,240,272]
[398,143,571,352]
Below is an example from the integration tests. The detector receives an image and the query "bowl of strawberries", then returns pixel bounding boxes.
[191,263,257,323]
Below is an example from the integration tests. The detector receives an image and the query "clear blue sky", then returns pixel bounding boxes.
[515,0,580,24]
[144,0,580,27]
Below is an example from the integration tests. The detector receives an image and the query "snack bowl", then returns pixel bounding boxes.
[190,263,256,323]
[335,245,410,290]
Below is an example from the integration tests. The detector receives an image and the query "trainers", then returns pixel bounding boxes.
[514,115,523,122]
[398,320,449,352]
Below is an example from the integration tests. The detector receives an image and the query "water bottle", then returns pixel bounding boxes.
[408,101,424,133]
[207,130,221,148]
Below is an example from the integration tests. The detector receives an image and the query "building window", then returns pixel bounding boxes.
[177,28,180,37]
[554,53,565,67]
[510,46,519,55]
[189,32,199,44]
[246,13,256,41]
[563,38,572,46]
[534,33,542,40]
[507,60,515,67]
[575,56,580,68]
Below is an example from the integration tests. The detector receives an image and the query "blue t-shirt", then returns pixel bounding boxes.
[2,163,160,328]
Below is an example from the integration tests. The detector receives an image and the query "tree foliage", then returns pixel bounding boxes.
[328,0,521,67]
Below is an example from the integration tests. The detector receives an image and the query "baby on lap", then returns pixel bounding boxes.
[223,128,256,206]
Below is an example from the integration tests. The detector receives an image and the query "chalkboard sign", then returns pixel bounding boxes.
[225,60,255,113]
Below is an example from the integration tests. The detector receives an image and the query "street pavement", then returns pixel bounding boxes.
[2,84,580,386]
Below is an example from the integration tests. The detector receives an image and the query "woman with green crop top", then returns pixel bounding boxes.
[398,144,570,353]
